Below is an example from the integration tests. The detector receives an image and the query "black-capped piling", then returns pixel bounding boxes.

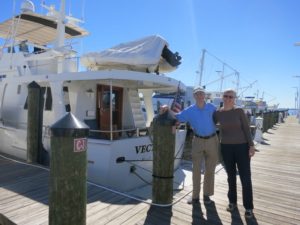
[49,113,89,225]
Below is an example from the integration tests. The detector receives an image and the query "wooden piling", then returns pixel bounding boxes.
[27,81,43,163]
[49,113,89,225]
[152,111,177,204]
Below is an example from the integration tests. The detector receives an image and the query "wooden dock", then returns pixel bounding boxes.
[1,116,300,225]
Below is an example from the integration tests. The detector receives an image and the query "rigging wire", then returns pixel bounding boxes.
[200,49,240,92]
[68,0,72,16]
[205,49,239,73]
[81,0,86,22]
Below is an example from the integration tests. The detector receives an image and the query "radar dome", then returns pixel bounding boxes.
[21,0,35,13]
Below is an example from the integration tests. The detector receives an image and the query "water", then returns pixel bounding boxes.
[288,109,298,116]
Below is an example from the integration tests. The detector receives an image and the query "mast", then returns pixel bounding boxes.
[235,71,240,95]
[55,0,66,48]
[55,0,66,74]
[198,49,206,88]
[219,63,225,92]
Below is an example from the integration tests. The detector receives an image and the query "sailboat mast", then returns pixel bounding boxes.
[219,63,225,92]
[235,71,240,94]
[199,49,206,87]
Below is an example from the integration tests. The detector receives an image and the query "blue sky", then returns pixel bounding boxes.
[1,0,300,108]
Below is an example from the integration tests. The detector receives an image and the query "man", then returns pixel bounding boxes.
[162,86,219,204]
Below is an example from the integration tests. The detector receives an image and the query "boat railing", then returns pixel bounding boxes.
[0,119,184,141]
[40,124,150,141]
[88,127,150,141]
[87,123,187,141]
[0,121,150,141]
[1,46,80,75]
[27,56,79,74]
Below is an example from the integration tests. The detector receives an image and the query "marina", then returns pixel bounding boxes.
[0,1,299,224]
[1,116,300,225]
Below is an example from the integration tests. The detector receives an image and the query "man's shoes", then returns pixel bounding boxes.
[245,209,254,219]
[226,203,237,212]
[187,197,199,204]
[203,195,212,204]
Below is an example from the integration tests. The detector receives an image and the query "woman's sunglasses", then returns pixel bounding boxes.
[223,95,234,99]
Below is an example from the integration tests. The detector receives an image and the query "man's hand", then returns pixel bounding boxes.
[159,105,181,126]
[159,104,169,115]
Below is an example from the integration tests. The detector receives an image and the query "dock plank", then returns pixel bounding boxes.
[0,116,300,225]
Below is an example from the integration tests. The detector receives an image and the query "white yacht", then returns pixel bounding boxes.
[0,0,187,192]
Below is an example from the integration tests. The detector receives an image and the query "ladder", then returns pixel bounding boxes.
[128,90,146,128]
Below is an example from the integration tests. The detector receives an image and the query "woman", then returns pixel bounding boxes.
[214,89,255,219]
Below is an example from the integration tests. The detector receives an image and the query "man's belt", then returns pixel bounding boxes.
[194,133,216,139]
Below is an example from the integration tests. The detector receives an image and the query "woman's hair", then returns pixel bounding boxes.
[223,88,237,98]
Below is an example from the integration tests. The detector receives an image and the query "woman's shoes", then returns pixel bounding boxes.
[226,203,237,212]
[226,203,254,219]
[245,209,254,219]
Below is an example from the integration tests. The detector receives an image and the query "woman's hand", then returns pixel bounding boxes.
[249,146,256,157]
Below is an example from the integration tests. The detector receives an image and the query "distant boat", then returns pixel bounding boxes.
[0,0,187,192]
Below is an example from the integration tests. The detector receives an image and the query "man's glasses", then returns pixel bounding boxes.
[223,95,234,99]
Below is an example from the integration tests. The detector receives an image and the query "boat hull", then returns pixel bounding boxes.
[0,124,186,192]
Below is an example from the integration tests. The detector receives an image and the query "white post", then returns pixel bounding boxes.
[292,87,298,110]
[294,76,300,123]
[298,78,300,123]
[254,116,263,143]
[110,80,113,141]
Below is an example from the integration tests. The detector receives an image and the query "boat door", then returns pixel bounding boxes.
[97,84,123,139]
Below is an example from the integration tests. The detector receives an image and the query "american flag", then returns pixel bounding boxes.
[171,82,183,113]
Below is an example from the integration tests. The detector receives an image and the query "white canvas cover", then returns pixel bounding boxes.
[80,35,180,73]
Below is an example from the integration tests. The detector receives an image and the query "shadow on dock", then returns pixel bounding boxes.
[144,205,172,225]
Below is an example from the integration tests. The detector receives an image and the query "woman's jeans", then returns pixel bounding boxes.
[221,143,254,210]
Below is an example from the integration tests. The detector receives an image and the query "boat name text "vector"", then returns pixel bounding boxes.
[135,144,153,154]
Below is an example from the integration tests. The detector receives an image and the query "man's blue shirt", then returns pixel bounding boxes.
[175,103,216,136]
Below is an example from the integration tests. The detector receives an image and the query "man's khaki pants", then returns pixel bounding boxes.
[191,135,219,199]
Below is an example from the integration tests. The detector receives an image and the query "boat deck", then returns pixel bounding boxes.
[1,116,300,225]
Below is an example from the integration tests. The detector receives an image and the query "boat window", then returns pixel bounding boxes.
[19,41,29,53]
[102,91,116,110]
[63,86,71,112]
[7,46,15,53]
